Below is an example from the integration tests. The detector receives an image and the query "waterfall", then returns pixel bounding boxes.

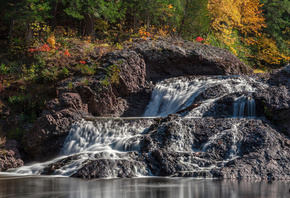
[145,76,257,117]
[233,96,256,118]
[8,75,266,178]
[13,119,153,176]
[247,98,256,118]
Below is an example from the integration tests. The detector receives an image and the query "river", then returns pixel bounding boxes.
[0,175,289,198]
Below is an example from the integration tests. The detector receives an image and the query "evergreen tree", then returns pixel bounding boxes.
[260,0,290,54]
[62,0,123,36]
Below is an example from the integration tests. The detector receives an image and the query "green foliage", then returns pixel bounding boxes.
[107,64,120,84]
[76,64,96,75]
[8,92,46,123]
[40,67,59,81]
[0,64,9,75]
[8,94,28,105]
[177,0,211,39]
[260,0,290,54]
[67,82,74,90]
[80,78,89,86]
[264,105,273,120]
[100,64,120,86]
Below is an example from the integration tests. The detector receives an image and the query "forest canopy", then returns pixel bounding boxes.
[0,0,289,69]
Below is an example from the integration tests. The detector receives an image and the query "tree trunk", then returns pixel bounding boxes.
[133,0,137,31]
[9,19,15,45]
[178,0,190,37]
[146,0,150,31]
[52,0,59,29]
[25,22,33,41]
[86,14,95,36]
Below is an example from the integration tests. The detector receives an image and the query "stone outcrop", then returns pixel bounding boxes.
[254,86,290,137]
[0,140,24,171]
[34,116,290,180]
[23,92,89,161]
[131,37,253,81]
[254,65,290,137]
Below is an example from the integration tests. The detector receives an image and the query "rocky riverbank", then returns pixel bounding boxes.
[0,37,289,181]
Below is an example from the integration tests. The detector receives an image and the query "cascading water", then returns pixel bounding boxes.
[8,75,267,178]
[144,76,260,118]
[233,96,256,117]
[13,119,153,177]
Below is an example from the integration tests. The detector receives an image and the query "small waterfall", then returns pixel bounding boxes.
[201,121,242,160]
[233,96,256,118]
[60,120,150,155]
[247,98,256,118]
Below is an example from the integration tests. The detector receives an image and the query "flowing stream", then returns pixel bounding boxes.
[7,76,266,177]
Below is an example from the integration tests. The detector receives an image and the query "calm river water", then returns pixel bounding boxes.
[0,174,289,198]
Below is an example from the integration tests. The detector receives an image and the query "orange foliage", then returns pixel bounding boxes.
[257,34,290,65]
[47,35,56,49]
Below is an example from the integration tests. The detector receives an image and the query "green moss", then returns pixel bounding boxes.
[264,106,273,120]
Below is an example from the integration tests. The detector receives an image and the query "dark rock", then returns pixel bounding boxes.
[254,85,290,137]
[130,37,253,81]
[23,92,89,161]
[137,117,290,180]
[0,140,24,171]
[268,64,290,88]
[72,158,146,178]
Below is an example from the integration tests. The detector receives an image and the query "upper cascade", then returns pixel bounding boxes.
[144,76,265,118]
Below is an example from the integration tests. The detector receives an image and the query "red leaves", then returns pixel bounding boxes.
[28,44,51,53]
[64,50,71,57]
[195,36,204,42]
[79,61,86,65]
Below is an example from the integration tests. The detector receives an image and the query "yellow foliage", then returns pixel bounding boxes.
[253,69,267,73]
[138,26,152,39]
[256,34,289,65]
[47,35,56,49]
[239,0,266,36]
[54,26,77,37]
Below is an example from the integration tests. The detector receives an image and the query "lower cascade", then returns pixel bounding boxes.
[8,76,290,180]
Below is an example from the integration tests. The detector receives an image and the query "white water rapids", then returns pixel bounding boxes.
[8,76,265,177]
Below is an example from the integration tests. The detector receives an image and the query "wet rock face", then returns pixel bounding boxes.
[138,117,290,180]
[254,84,290,137]
[72,158,146,179]
[39,116,290,180]
[0,140,24,171]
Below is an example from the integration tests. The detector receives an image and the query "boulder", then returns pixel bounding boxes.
[130,37,253,81]
[0,140,24,171]
[23,92,88,161]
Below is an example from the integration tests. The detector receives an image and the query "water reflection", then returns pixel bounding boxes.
[0,175,289,198]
